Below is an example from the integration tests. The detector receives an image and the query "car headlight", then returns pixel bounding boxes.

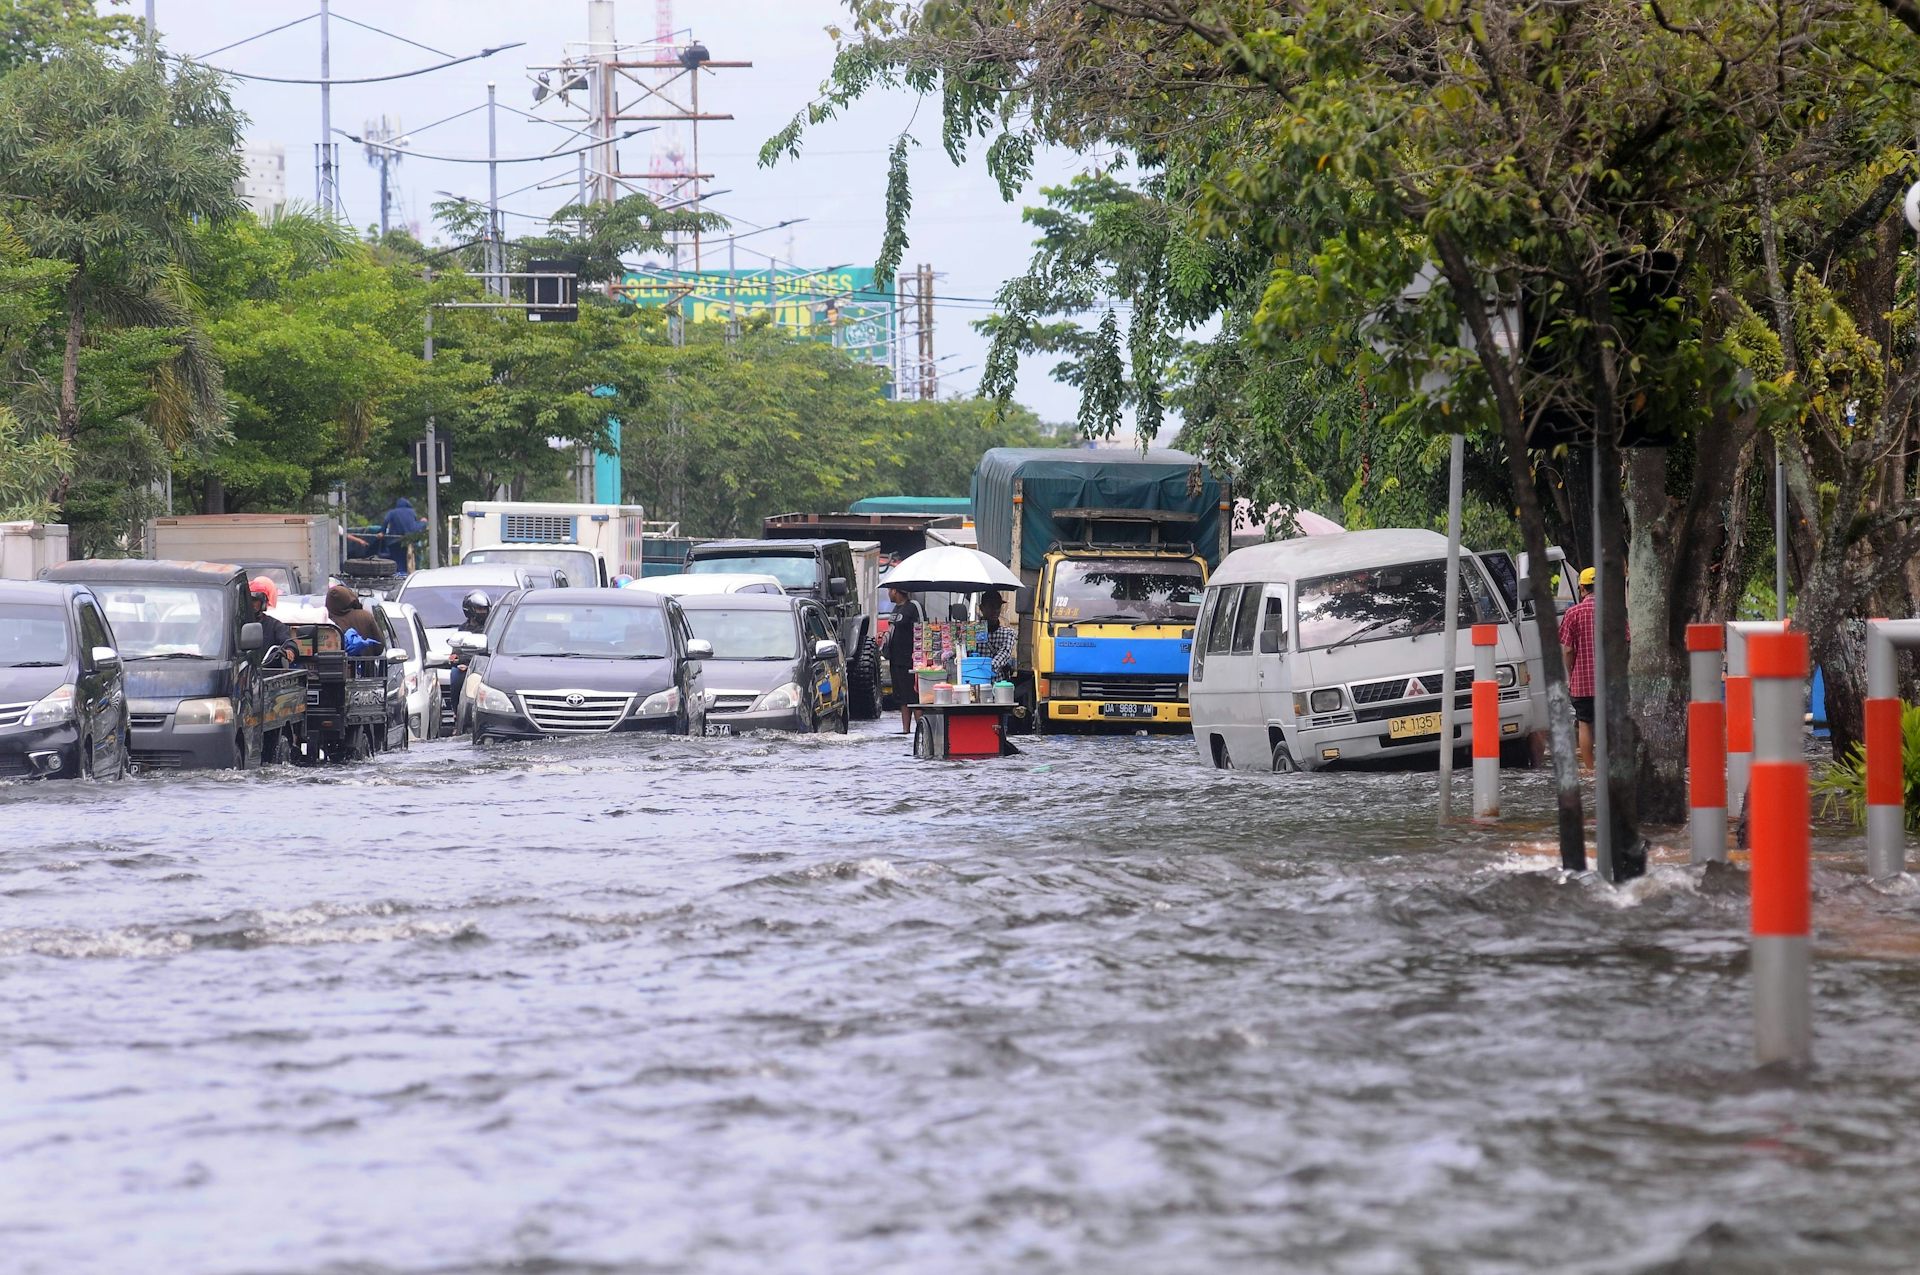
[638,687,681,717]
[22,684,75,726]
[752,682,802,712]
[1309,687,1344,713]
[478,685,514,713]
[1052,678,1079,699]
[176,696,234,726]
[1496,664,1518,688]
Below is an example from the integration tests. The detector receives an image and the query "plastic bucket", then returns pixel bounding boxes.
[933,683,953,704]
[992,682,1015,705]
[959,655,994,685]
[914,668,944,700]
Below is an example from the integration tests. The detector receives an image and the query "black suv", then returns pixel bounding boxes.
[682,538,882,719]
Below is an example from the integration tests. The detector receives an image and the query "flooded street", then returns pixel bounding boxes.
[7,727,1920,1274]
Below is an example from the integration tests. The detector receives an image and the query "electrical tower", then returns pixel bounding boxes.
[361,116,405,237]
[895,263,937,401]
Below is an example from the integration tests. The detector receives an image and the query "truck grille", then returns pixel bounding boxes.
[0,700,32,729]
[1074,677,1184,701]
[130,712,170,731]
[1350,670,1473,705]
[519,690,632,733]
[132,750,194,769]
[707,691,758,715]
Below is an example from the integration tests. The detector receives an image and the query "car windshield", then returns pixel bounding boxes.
[1295,558,1501,651]
[463,548,596,583]
[0,603,70,666]
[684,609,799,660]
[499,602,671,658]
[92,585,228,659]
[685,554,817,589]
[1050,560,1205,623]
[398,582,515,628]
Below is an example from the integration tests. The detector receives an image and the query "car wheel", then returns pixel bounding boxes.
[259,728,281,765]
[848,639,883,721]
[833,707,849,735]
[1271,739,1298,773]
[232,731,251,770]
[77,736,94,780]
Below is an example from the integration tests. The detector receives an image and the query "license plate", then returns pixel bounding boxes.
[1099,702,1156,719]
[705,723,735,736]
[1388,711,1444,740]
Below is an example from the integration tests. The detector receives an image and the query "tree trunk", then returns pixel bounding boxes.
[1596,431,1645,878]
[53,271,84,507]
[1626,446,1688,825]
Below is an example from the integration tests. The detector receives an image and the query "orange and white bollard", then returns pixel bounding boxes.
[1863,619,1920,881]
[1471,623,1499,819]
[1686,623,1727,863]
[1748,630,1810,1069]
[1726,621,1787,823]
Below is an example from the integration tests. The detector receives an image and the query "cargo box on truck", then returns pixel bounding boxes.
[458,502,647,587]
[145,514,340,596]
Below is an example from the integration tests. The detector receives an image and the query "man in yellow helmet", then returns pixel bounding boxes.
[1558,566,1599,767]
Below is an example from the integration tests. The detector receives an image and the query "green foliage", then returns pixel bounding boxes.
[1814,702,1920,830]
[0,0,136,74]
[0,408,69,519]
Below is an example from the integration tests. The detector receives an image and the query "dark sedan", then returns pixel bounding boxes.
[464,588,710,741]
[0,580,129,780]
[677,593,849,734]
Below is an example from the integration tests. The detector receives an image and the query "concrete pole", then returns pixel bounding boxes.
[1863,619,1914,881]
[1748,629,1810,1069]
[1726,621,1788,824]
[487,82,502,298]
[727,234,739,341]
[144,0,155,48]
[1687,623,1728,863]
[1436,432,1464,822]
[319,0,333,215]
[588,0,617,206]
[423,296,440,569]
[1775,446,1790,620]
[1471,622,1499,818]
[1592,441,1613,880]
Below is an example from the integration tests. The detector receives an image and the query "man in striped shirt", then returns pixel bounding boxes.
[1558,566,1598,767]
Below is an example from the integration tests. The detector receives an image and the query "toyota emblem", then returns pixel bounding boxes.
[565,692,587,707]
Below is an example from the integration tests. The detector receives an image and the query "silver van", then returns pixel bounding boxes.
[1189,529,1539,772]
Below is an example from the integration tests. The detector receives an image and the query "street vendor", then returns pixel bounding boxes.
[975,589,1017,682]
[885,585,922,733]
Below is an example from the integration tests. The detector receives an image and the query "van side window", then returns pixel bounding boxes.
[1259,586,1288,654]
[1229,585,1263,653]
[1206,585,1241,655]
[1192,590,1218,682]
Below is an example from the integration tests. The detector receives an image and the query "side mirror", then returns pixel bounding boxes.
[385,649,410,665]
[1015,586,1034,613]
[828,576,849,599]
[240,622,265,652]
[91,645,121,667]
[1516,577,1534,604]
[686,638,714,660]
[447,633,484,653]
[423,653,451,670]
[814,639,841,662]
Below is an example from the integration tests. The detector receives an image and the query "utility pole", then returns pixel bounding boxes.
[727,234,740,341]
[423,271,440,568]
[589,0,618,206]
[318,0,336,216]
[918,263,936,400]
[487,82,503,297]
[144,0,155,50]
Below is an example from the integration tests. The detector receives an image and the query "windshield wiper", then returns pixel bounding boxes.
[1,660,64,668]
[128,652,212,661]
[1326,617,1403,652]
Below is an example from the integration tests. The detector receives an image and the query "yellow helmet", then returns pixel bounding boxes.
[1578,566,1597,587]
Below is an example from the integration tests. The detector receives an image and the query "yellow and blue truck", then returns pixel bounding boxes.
[972,449,1229,733]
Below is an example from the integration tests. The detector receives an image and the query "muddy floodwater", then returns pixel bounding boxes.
[5,725,1920,1273]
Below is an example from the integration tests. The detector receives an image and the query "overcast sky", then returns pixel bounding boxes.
[138,0,1099,425]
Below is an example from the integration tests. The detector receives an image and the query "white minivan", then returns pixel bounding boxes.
[1189,529,1538,772]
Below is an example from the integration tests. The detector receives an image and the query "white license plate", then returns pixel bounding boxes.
[1099,703,1156,719]
[705,723,735,736]
[1388,711,1444,740]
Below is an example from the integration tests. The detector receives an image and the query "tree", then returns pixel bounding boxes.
[769,0,1920,874]
[0,44,243,504]
[0,0,135,75]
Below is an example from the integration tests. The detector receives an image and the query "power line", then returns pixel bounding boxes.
[341,125,654,165]
[176,42,525,84]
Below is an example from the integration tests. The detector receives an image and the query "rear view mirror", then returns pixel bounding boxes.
[828,577,849,599]
[814,639,840,661]
[240,622,264,652]
[91,645,121,667]
[1015,586,1034,613]
[686,638,714,659]
[424,653,451,670]
[385,649,410,664]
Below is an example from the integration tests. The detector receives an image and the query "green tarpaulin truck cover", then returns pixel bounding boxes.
[971,448,1225,572]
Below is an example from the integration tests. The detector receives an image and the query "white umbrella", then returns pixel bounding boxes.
[883,544,1022,593]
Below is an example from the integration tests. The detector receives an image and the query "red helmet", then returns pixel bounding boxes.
[248,576,279,609]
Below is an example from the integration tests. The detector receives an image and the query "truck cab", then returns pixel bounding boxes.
[1022,544,1208,730]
